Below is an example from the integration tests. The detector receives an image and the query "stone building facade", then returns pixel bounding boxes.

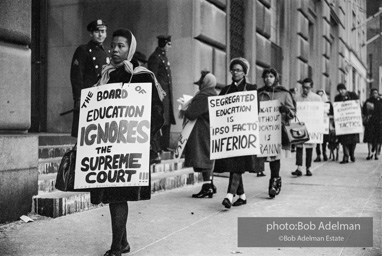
[0,0,366,223]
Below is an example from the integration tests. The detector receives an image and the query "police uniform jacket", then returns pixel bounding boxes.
[70,40,110,137]
[213,78,257,173]
[148,47,175,125]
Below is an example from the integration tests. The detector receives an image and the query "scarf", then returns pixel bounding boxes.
[94,32,166,101]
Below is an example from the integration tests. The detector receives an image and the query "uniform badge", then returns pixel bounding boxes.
[106,57,110,64]
[73,59,79,66]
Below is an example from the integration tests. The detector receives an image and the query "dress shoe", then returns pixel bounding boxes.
[291,170,302,176]
[313,157,321,162]
[306,170,312,176]
[323,154,328,161]
[121,243,130,254]
[268,177,282,198]
[339,160,349,164]
[232,198,247,206]
[375,155,379,160]
[366,154,373,160]
[104,250,121,256]
[350,156,355,162]
[257,172,266,177]
[192,184,213,198]
[222,198,232,209]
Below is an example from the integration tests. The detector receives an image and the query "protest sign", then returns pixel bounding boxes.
[208,91,259,160]
[258,100,281,157]
[333,100,363,135]
[323,103,331,135]
[174,118,196,159]
[296,101,325,143]
[74,83,152,189]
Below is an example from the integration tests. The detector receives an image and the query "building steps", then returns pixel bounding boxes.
[33,134,202,218]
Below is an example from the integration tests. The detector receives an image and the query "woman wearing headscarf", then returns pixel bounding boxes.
[180,71,218,198]
[258,67,296,198]
[334,83,359,164]
[214,57,257,209]
[92,29,165,256]
[362,88,382,160]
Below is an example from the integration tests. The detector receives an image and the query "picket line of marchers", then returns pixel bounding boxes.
[72,87,363,190]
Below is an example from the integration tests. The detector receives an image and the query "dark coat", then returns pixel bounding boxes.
[148,47,175,125]
[363,97,382,144]
[184,87,217,170]
[70,40,111,137]
[90,66,164,204]
[334,91,360,145]
[213,79,257,173]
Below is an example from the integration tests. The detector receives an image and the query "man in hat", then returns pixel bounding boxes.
[70,19,110,137]
[148,35,175,152]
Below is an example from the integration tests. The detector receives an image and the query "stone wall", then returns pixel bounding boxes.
[0,0,38,223]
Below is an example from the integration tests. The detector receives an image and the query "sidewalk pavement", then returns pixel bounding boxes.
[0,143,381,256]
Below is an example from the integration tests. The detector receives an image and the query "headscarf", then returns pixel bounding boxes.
[262,67,280,87]
[200,73,216,91]
[95,29,166,101]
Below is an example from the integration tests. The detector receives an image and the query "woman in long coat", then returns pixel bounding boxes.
[92,29,164,256]
[257,68,296,198]
[181,71,218,198]
[362,88,382,160]
[214,57,257,209]
[334,83,359,164]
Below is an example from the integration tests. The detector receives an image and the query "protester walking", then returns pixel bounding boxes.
[258,68,296,198]
[179,71,218,198]
[334,83,359,164]
[92,29,165,256]
[214,57,257,208]
[314,89,333,162]
[363,88,382,160]
[292,78,322,177]
[70,19,110,137]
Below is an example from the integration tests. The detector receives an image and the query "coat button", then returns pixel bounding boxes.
[93,57,96,60]
[89,49,92,52]
[95,65,99,69]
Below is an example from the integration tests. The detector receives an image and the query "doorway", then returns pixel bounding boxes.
[30,0,48,132]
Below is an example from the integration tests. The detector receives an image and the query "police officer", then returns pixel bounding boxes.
[148,35,175,151]
[70,19,110,137]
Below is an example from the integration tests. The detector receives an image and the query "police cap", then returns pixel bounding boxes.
[157,35,171,47]
[87,19,107,32]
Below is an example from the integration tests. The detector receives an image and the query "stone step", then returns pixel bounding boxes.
[38,133,76,146]
[39,145,74,159]
[38,150,176,175]
[33,167,202,218]
[38,158,186,193]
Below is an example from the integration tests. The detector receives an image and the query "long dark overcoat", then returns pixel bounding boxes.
[184,87,217,170]
[213,79,257,173]
[90,66,164,204]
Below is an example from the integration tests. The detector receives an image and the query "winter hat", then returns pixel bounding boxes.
[229,57,250,76]
[337,83,346,91]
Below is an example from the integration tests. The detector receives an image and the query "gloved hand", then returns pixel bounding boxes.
[279,105,290,114]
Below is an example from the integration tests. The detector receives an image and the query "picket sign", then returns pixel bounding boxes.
[75,83,152,189]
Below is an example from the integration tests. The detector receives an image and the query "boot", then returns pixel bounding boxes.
[211,182,217,194]
[268,177,282,198]
[192,183,213,198]
[340,156,349,164]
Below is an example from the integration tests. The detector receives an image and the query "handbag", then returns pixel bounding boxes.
[282,117,310,145]
[55,144,77,191]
